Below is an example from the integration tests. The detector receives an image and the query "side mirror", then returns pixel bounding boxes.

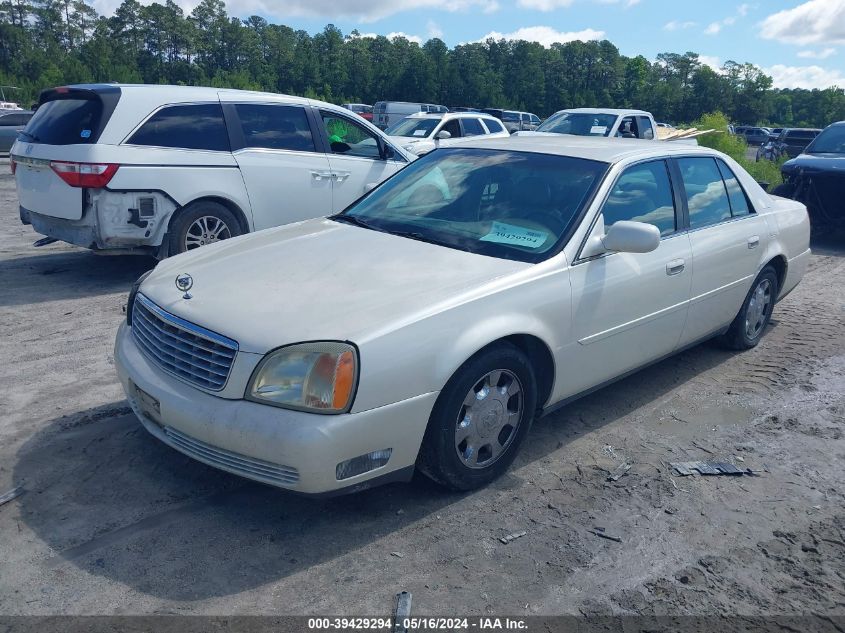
[602,220,660,253]
[435,130,452,140]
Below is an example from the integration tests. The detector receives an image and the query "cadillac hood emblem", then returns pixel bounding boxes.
[175,273,193,298]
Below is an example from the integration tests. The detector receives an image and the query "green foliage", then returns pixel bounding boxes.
[693,111,786,187]
[1,0,844,127]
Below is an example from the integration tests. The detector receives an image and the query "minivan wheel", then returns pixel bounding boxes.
[417,343,537,491]
[721,266,779,350]
[168,202,241,255]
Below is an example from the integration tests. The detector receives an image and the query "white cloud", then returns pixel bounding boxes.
[516,0,573,9]
[664,20,696,31]
[517,0,637,9]
[704,4,752,36]
[764,63,845,89]
[352,31,424,43]
[797,47,836,59]
[427,20,444,39]
[89,0,500,22]
[478,25,604,46]
[698,55,722,71]
[761,0,845,46]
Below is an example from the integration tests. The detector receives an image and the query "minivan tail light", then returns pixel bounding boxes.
[50,161,119,188]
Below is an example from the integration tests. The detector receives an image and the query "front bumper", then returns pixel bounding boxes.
[114,323,439,495]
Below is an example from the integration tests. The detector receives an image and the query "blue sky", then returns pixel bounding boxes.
[92,0,845,89]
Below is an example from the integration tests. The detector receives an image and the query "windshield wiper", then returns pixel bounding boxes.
[329,214,377,230]
[382,229,445,247]
[17,130,40,142]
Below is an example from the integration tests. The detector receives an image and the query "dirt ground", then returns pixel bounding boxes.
[0,157,843,619]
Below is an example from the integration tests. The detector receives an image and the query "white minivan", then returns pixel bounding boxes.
[11,84,412,257]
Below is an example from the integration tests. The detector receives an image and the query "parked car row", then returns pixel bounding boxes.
[756,128,821,162]
[11,84,812,497]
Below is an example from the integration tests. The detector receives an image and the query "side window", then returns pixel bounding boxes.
[442,119,462,138]
[716,159,751,217]
[484,118,505,134]
[321,113,381,159]
[462,118,485,136]
[617,116,639,138]
[233,104,315,152]
[128,104,229,151]
[678,157,732,229]
[531,114,541,124]
[602,160,676,236]
[638,116,655,140]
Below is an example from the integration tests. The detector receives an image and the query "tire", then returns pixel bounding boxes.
[770,183,794,198]
[167,201,242,255]
[417,343,537,491]
[720,266,779,350]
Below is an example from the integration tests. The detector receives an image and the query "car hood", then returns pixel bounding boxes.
[141,219,529,353]
[784,153,845,174]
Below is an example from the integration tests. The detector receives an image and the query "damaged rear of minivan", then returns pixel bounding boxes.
[11,84,248,257]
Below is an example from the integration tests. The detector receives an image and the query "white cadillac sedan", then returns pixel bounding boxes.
[115,136,810,495]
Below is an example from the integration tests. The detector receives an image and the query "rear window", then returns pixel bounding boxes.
[128,104,230,151]
[24,98,103,145]
[484,118,505,134]
[502,112,520,122]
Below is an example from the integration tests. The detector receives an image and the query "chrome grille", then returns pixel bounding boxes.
[163,426,300,485]
[131,294,237,391]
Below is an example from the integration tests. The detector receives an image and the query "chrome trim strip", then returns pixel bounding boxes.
[578,298,690,345]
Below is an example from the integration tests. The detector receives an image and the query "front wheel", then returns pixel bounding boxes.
[168,201,241,255]
[417,344,537,491]
[720,266,779,350]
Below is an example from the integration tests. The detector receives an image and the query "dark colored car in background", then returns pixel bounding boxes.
[773,121,845,231]
[741,127,772,145]
[775,128,822,158]
[0,110,34,153]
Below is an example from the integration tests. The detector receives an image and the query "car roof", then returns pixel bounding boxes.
[449,135,720,164]
[558,108,651,116]
[408,111,499,120]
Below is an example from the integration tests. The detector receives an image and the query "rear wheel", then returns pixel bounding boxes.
[417,343,537,491]
[168,201,241,255]
[721,266,778,350]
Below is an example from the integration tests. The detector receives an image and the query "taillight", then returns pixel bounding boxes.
[9,158,15,175]
[50,161,119,188]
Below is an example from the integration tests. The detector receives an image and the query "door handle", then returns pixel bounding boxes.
[332,172,350,183]
[747,236,760,249]
[666,259,685,276]
[311,171,334,181]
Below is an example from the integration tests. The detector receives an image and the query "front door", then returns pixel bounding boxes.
[562,159,692,398]
[318,111,406,213]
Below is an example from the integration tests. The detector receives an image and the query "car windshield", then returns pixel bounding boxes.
[334,148,608,263]
[806,127,845,154]
[386,118,439,138]
[536,112,618,137]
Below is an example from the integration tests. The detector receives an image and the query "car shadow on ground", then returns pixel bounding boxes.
[0,249,154,307]
[809,233,845,258]
[14,337,741,602]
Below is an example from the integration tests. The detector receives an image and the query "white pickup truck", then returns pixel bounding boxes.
[517,108,659,140]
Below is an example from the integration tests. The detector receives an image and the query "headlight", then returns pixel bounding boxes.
[126,269,152,326]
[247,342,358,414]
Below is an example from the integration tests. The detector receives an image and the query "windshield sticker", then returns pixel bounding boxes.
[590,125,607,135]
[80,129,91,139]
[480,222,549,249]
[412,129,427,137]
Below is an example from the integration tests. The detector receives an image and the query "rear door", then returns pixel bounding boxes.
[676,156,768,346]
[227,102,333,230]
[316,110,407,212]
[13,87,118,220]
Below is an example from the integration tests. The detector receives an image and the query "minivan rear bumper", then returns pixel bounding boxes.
[29,209,98,249]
